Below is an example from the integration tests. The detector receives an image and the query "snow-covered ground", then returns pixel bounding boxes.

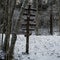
[13,35,60,60]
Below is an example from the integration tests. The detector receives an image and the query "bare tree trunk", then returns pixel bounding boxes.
[35,0,39,35]
[50,2,53,35]
[4,0,16,60]
[0,0,4,50]
[3,0,9,52]
[7,0,28,60]
[7,33,17,60]
[57,0,60,35]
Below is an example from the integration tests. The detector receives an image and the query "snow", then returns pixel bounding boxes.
[0,34,60,60]
[13,35,60,60]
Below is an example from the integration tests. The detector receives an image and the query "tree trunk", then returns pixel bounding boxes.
[50,2,53,35]
[4,0,16,60]
[57,0,60,35]
[35,0,39,35]
[7,33,17,60]
[3,0,9,52]
[7,0,28,60]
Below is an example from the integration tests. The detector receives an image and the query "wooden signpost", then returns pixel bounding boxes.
[21,4,36,54]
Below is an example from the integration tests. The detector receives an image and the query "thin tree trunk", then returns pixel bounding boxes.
[35,0,39,35]
[6,33,17,60]
[4,0,16,60]
[50,2,53,35]
[3,0,9,52]
[7,0,28,60]
[58,0,60,35]
[3,0,16,52]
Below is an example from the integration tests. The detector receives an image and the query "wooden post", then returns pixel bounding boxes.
[26,5,31,54]
[26,17,29,54]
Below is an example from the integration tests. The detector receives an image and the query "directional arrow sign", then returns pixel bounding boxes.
[24,8,36,11]
[22,23,36,26]
[24,19,34,21]
[23,13,35,16]
[22,28,35,31]
[22,21,36,24]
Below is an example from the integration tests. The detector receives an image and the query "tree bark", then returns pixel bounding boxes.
[3,0,16,60]
[3,0,9,52]
[57,0,60,35]
[7,0,28,60]
[50,2,53,35]
[35,0,39,35]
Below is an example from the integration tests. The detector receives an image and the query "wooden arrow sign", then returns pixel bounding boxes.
[22,28,35,31]
[23,13,35,16]
[22,21,36,24]
[22,23,36,26]
[24,8,36,11]
[24,19,34,21]
[21,25,36,27]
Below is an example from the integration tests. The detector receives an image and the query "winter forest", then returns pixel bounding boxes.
[0,0,60,60]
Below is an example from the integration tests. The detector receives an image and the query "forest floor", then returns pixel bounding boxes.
[13,35,60,60]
